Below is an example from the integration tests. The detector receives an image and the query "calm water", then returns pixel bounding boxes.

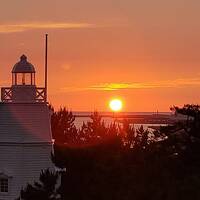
[74,112,170,130]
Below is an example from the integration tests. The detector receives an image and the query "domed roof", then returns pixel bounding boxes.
[12,55,36,73]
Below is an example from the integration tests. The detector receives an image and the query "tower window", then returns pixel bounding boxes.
[0,178,8,193]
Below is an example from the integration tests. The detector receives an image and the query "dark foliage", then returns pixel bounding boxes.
[51,107,77,145]
[18,169,60,200]
[23,105,200,200]
[171,104,200,138]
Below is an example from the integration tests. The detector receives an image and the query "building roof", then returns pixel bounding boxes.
[0,103,52,143]
[12,55,36,73]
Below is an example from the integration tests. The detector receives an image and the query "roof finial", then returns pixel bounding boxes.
[20,55,27,61]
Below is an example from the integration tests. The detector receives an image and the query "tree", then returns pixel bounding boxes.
[79,111,108,144]
[18,169,60,200]
[134,125,150,149]
[51,108,200,200]
[51,107,77,145]
[120,119,135,148]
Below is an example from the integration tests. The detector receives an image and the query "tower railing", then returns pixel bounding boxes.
[1,88,12,102]
[35,87,46,102]
[1,87,46,103]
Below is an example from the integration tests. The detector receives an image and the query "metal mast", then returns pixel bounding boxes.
[45,34,48,102]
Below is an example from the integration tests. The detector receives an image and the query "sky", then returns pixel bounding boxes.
[0,0,200,112]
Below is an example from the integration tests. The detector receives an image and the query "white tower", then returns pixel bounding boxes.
[0,55,53,200]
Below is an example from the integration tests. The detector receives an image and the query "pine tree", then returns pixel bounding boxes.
[18,169,60,200]
[51,107,77,145]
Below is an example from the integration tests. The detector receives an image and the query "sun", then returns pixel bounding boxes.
[109,99,123,112]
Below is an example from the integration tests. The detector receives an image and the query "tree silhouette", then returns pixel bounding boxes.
[79,111,108,144]
[51,107,77,145]
[18,169,60,200]
[171,104,200,138]
[51,107,200,200]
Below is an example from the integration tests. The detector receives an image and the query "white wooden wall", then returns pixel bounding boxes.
[0,144,53,200]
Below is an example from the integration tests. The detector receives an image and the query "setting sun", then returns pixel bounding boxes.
[109,99,123,112]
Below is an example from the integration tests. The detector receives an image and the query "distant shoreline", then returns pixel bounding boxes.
[73,112,185,126]
[74,112,171,117]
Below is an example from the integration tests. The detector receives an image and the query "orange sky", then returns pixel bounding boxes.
[1,0,200,111]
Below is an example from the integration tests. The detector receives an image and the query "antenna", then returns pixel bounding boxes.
[45,34,48,102]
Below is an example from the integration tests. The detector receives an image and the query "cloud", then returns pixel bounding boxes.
[90,83,133,91]
[0,22,95,33]
[90,78,200,91]
[60,86,87,93]
[60,77,200,93]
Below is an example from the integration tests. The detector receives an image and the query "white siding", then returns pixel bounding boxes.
[0,144,53,200]
[0,103,52,143]
[0,103,54,200]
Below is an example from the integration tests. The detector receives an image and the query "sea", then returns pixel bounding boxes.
[73,112,171,130]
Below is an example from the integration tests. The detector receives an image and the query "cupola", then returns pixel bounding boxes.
[1,55,46,103]
[12,55,35,85]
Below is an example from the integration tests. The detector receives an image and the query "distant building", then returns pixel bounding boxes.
[0,55,54,200]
